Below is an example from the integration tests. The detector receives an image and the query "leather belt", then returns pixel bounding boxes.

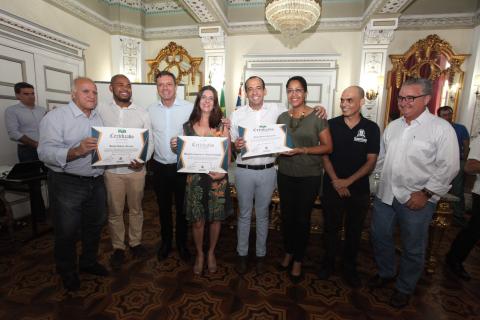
[237,163,274,170]
[57,172,102,181]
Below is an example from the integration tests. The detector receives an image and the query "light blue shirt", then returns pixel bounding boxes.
[38,101,104,177]
[4,102,46,143]
[148,97,193,164]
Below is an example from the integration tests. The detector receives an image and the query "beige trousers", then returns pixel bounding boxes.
[104,170,146,250]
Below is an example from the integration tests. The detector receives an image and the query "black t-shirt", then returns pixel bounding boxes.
[323,115,380,195]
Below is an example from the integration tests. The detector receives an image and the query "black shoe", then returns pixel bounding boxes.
[80,262,109,277]
[289,271,304,284]
[236,256,248,274]
[342,271,362,288]
[367,274,395,288]
[178,246,191,262]
[256,257,266,274]
[131,245,148,259]
[276,260,293,272]
[61,272,80,291]
[157,244,171,261]
[445,256,471,281]
[389,289,410,309]
[110,249,125,271]
[318,265,334,280]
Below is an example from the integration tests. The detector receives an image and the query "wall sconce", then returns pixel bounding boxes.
[474,74,480,96]
[365,75,384,101]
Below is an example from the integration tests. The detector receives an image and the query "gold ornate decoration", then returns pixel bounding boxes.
[146,41,203,99]
[385,34,469,125]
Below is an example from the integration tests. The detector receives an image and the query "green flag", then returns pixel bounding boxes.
[220,83,226,116]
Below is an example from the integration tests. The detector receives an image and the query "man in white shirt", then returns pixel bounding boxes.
[149,71,193,262]
[369,78,459,308]
[97,74,153,271]
[230,76,325,273]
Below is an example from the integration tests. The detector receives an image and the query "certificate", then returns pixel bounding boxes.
[177,136,229,174]
[239,123,293,158]
[91,127,149,166]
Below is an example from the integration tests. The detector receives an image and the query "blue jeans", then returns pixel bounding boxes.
[371,197,434,294]
[235,166,276,257]
[48,171,107,275]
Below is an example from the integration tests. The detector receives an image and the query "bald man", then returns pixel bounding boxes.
[320,86,380,287]
[38,77,108,291]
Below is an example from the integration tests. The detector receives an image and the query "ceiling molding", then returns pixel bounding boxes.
[399,13,477,30]
[144,25,199,39]
[101,0,184,14]
[181,0,217,23]
[378,0,415,14]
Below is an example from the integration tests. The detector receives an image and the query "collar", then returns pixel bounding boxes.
[69,101,98,118]
[111,100,136,110]
[246,103,269,112]
[401,108,431,125]
[158,97,179,108]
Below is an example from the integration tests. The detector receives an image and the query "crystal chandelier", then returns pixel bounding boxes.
[265,0,322,39]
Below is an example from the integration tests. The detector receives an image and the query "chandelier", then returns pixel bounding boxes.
[265,0,322,39]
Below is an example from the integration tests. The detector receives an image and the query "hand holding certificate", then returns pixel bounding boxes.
[239,123,293,158]
[91,127,149,166]
[177,136,229,174]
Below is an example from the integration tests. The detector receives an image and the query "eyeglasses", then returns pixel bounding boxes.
[200,95,215,102]
[397,94,428,103]
[287,89,304,95]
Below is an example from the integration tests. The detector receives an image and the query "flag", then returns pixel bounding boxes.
[235,82,243,109]
[220,82,226,116]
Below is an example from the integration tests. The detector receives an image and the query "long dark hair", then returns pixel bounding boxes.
[188,85,223,128]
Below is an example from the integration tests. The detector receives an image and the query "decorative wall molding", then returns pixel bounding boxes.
[0,8,88,59]
[363,17,398,45]
[244,54,339,69]
[182,0,216,23]
[144,26,199,39]
[379,0,413,14]
[101,0,184,14]
[199,26,225,50]
[399,13,478,29]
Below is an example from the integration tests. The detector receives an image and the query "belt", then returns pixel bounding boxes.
[237,163,274,170]
[57,172,102,181]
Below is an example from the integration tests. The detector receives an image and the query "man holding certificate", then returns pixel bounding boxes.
[96,74,153,271]
[230,76,326,274]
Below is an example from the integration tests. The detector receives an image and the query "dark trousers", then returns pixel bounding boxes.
[151,160,188,248]
[18,145,46,219]
[321,190,370,273]
[277,172,320,262]
[447,193,480,263]
[48,171,106,275]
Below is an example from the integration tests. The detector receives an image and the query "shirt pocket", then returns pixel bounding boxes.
[408,139,434,163]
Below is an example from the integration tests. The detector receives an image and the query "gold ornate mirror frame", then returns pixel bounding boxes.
[385,34,469,125]
[146,41,203,101]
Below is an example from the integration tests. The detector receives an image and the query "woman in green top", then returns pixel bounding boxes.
[277,76,333,282]
[171,85,232,275]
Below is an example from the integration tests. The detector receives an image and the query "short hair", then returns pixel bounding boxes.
[188,85,223,128]
[155,70,176,83]
[437,105,453,116]
[402,78,432,96]
[110,74,129,84]
[244,76,265,91]
[286,76,308,92]
[14,82,34,94]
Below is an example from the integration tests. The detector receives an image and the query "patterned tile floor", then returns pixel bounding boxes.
[0,189,479,320]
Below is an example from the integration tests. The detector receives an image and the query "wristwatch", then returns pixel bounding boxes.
[421,188,434,199]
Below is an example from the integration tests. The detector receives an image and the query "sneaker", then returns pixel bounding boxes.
[389,289,410,309]
[110,249,125,271]
[131,245,148,258]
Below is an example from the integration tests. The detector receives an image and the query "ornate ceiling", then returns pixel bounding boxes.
[45,0,480,39]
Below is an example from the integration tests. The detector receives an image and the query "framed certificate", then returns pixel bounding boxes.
[177,136,229,173]
[239,123,293,158]
[91,127,149,166]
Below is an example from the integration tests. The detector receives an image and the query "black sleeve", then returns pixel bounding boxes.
[367,121,381,154]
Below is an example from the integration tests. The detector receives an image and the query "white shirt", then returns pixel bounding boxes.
[375,109,459,204]
[468,136,480,195]
[149,97,193,164]
[230,103,287,165]
[96,101,153,174]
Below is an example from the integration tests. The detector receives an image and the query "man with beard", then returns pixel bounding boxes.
[97,74,153,271]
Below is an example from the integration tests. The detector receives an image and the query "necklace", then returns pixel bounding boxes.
[289,111,305,132]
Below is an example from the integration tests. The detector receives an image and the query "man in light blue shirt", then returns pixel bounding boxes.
[149,71,193,262]
[5,82,46,162]
[38,77,108,292]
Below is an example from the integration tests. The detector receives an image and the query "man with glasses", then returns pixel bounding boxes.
[97,74,153,271]
[437,105,469,227]
[369,78,459,308]
[319,86,380,287]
